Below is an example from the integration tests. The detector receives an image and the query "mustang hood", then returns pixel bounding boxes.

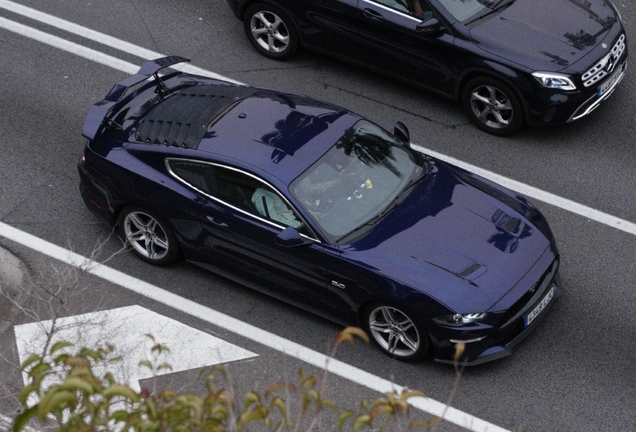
[348,159,554,313]
[469,0,620,71]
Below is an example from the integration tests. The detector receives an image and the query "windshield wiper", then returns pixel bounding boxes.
[466,0,516,25]
[336,208,392,244]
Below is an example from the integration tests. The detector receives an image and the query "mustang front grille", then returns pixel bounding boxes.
[499,257,559,326]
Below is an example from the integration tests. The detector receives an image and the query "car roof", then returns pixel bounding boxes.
[143,83,360,184]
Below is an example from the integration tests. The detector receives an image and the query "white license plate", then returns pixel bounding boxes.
[524,286,555,327]
[597,68,621,97]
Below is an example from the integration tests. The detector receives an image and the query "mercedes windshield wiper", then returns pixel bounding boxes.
[466,0,516,25]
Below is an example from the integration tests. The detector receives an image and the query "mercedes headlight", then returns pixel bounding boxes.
[532,72,576,91]
[433,312,488,327]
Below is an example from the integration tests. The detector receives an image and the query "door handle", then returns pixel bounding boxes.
[363,8,384,21]
[206,216,228,228]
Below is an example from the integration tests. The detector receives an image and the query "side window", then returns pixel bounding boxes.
[168,160,211,193]
[372,0,434,19]
[210,166,261,215]
[251,187,303,230]
[168,159,308,233]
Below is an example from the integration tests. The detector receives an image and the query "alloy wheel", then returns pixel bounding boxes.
[469,84,514,130]
[367,305,421,358]
[250,11,290,54]
[123,211,170,261]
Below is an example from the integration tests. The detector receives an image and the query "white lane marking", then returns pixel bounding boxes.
[14,305,257,392]
[0,222,509,432]
[1,1,634,237]
[0,0,242,83]
[413,145,636,236]
[0,16,139,74]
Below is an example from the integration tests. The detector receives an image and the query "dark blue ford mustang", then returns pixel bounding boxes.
[78,57,562,365]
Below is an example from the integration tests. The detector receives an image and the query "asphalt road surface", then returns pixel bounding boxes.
[0,0,635,431]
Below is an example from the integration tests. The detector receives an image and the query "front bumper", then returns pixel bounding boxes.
[524,62,627,125]
[524,31,628,125]
[431,255,562,366]
[567,61,626,122]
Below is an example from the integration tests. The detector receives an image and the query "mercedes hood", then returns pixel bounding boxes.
[469,0,621,71]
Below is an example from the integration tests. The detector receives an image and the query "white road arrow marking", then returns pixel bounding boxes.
[14,305,258,391]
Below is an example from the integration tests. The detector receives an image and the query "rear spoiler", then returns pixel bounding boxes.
[82,56,190,140]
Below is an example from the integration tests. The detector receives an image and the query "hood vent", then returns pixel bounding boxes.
[458,262,487,281]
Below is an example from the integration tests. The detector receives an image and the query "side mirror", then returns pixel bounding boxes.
[275,227,313,247]
[393,121,410,143]
[416,18,444,35]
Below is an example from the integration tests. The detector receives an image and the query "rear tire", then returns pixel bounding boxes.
[462,76,523,136]
[118,206,180,266]
[244,3,299,60]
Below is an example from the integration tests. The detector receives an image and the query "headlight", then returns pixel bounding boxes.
[532,72,577,91]
[433,312,488,327]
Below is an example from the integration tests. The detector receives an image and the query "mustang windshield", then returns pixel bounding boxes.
[291,120,427,242]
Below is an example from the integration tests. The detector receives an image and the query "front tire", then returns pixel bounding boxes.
[244,3,299,60]
[462,76,523,136]
[118,206,180,266]
[364,303,430,361]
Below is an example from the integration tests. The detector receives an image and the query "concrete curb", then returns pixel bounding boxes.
[0,245,27,336]
[0,249,36,431]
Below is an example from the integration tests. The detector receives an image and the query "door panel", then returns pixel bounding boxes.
[296,0,363,58]
[356,0,457,95]
[199,200,347,316]
[167,157,354,320]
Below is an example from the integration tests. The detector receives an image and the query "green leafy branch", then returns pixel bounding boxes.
[13,327,456,432]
